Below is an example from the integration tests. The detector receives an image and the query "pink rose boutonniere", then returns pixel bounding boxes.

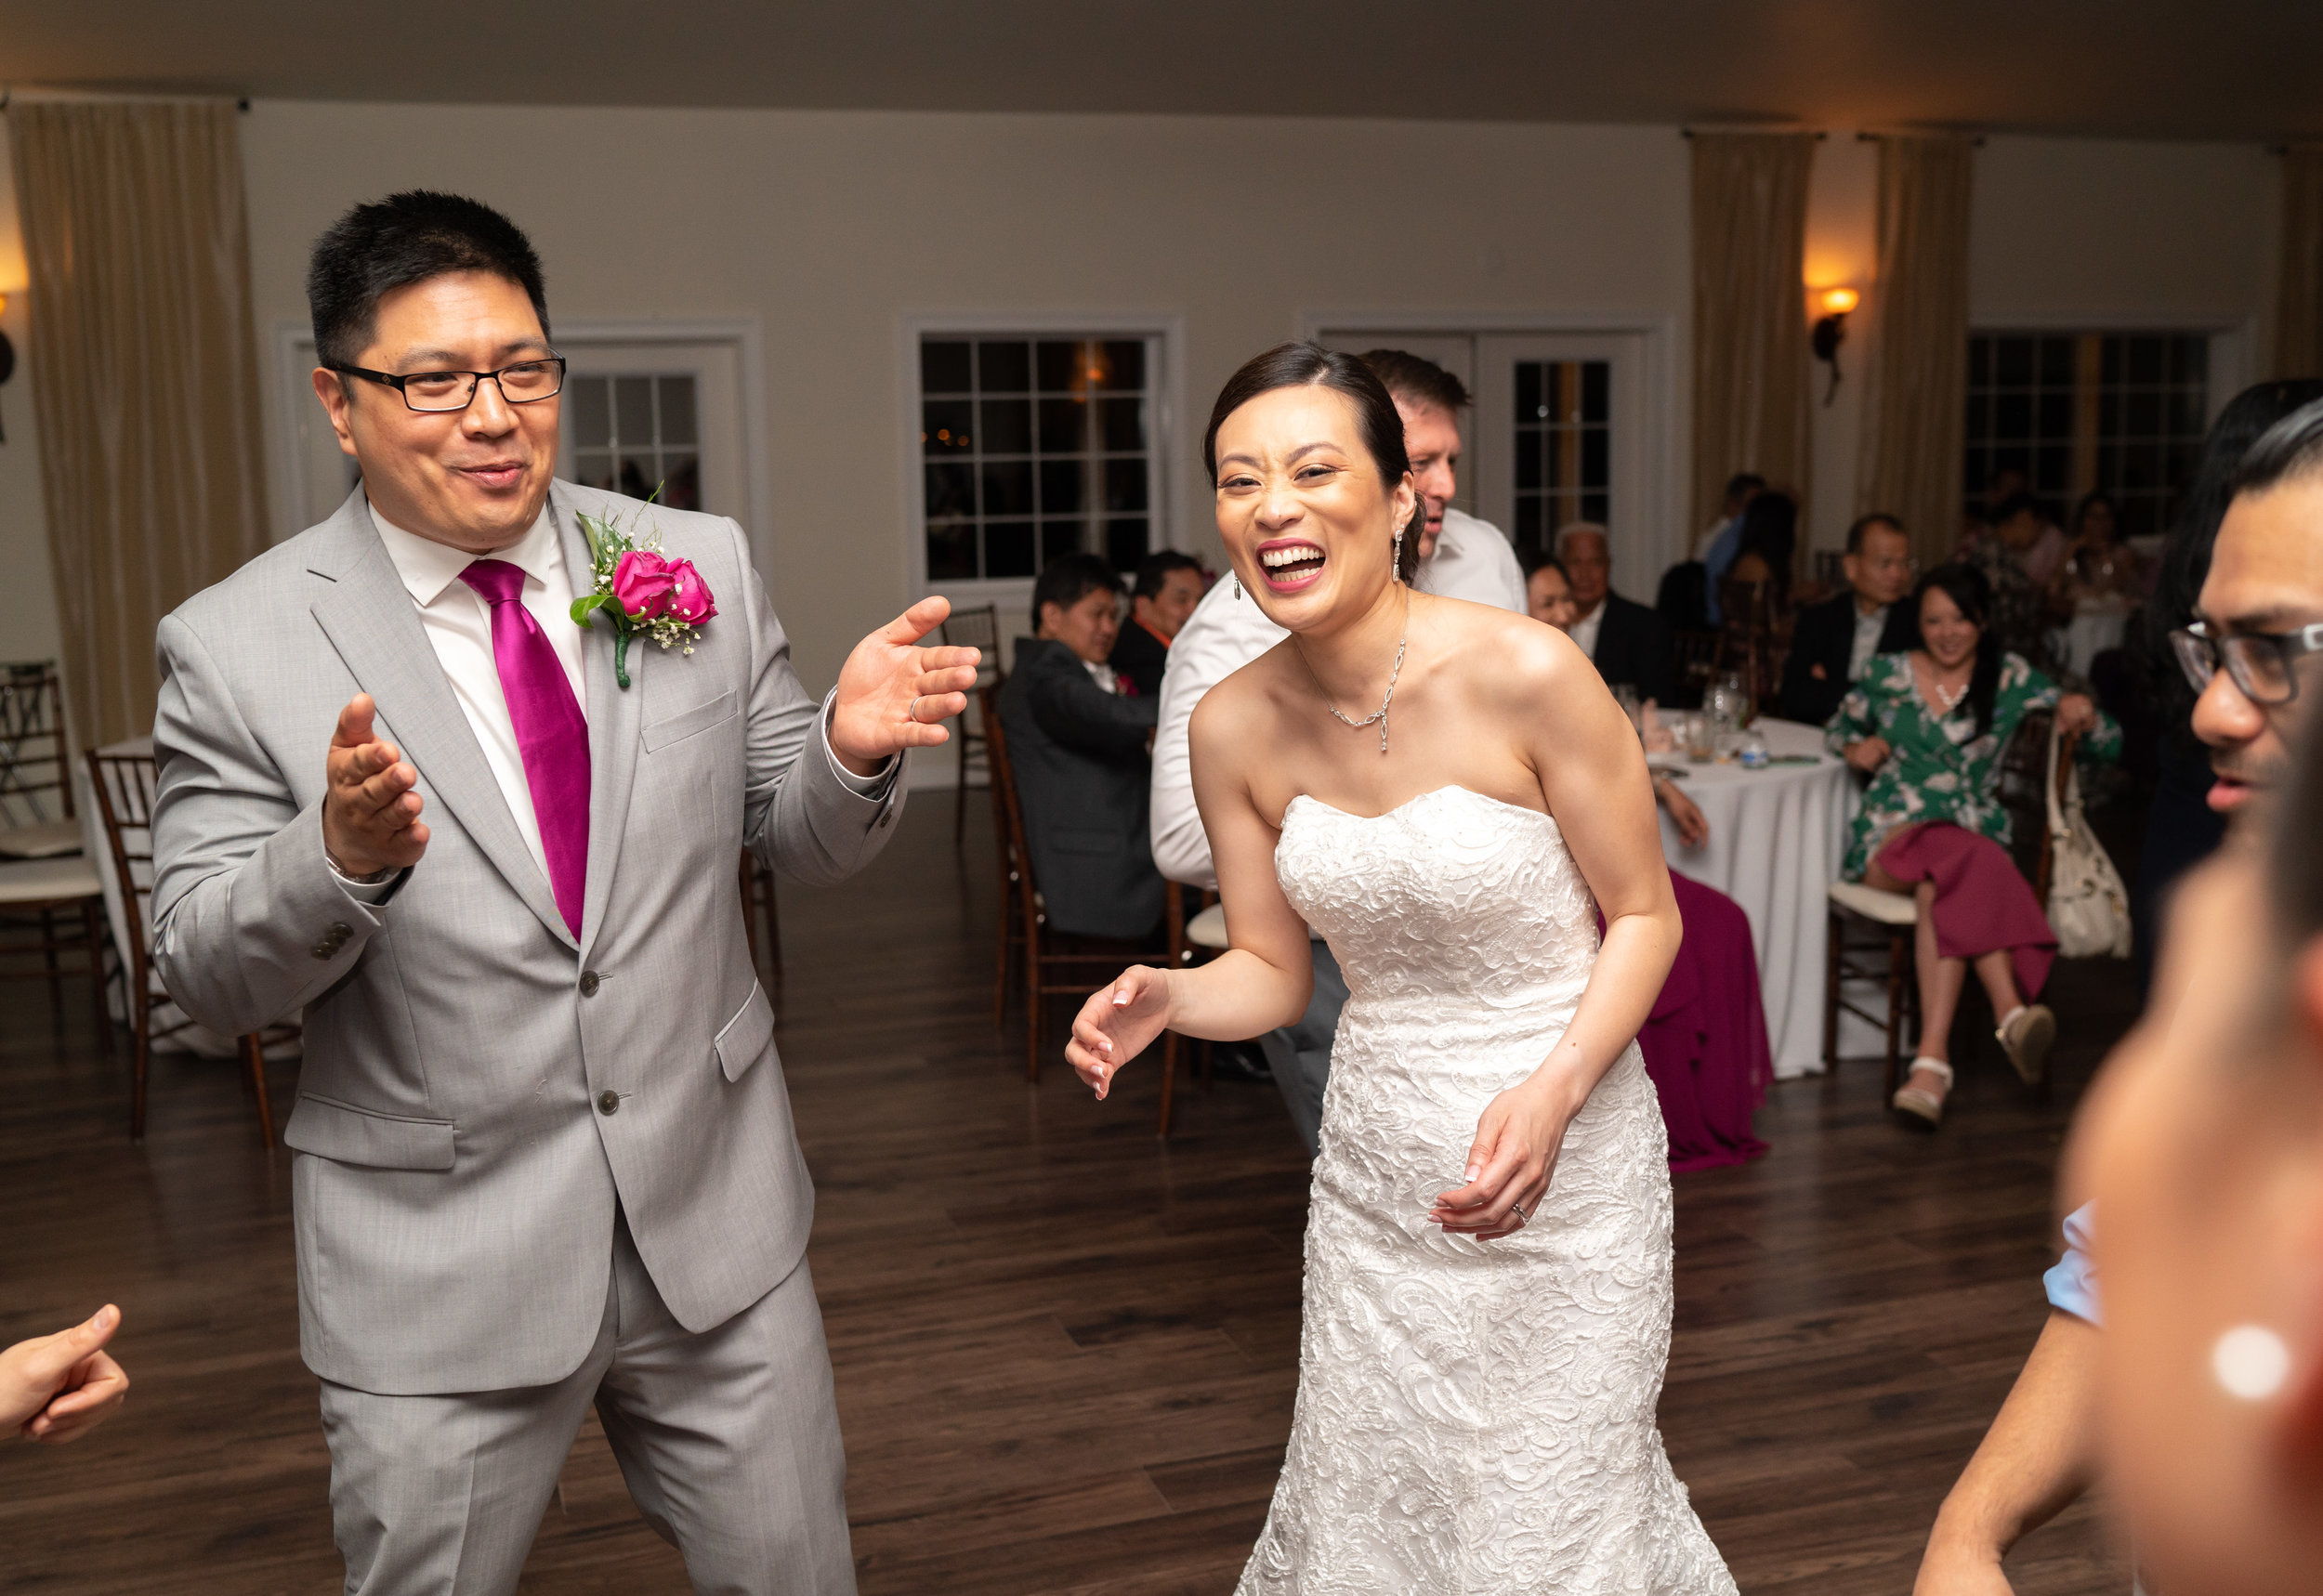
[570,503,716,688]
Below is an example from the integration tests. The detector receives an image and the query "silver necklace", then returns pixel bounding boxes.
[1293,587,1411,754]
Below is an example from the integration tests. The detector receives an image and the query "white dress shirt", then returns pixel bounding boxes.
[1568,599,1606,664]
[1848,601,1891,684]
[1082,657,1122,694]
[337,498,886,901]
[1148,508,1524,888]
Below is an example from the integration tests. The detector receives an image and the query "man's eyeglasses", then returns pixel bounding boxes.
[330,356,566,413]
[2169,620,2323,706]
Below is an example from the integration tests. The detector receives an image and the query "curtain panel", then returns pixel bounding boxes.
[1857,136,1975,572]
[1687,132,1817,547]
[7,100,270,749]
[2277,145,2323,380]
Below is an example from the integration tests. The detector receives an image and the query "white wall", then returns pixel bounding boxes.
[0,102,2285,704]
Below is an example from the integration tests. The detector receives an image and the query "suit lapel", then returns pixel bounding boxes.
[556,483,643,964]
[306,491,576,950]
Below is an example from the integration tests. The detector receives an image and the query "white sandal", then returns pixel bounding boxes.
[1892,1058,1954,1128]
[1997,1004,2056,1087]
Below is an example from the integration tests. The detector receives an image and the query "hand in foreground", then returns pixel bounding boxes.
[324,695,427,876]
[1429,1080,1578,1241]
[1656,778,1710,849]
[829,595,983,776]
[1844,735,1892,775]
[1064,965,1173,1100]
[2054,692,2098,738]
[3,1304,129,1444]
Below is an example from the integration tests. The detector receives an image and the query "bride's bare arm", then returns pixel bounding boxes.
[1063,686,1314,1098]
[1434,623,1681,1237]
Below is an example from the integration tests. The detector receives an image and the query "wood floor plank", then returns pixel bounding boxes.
[0,800,2138,1592]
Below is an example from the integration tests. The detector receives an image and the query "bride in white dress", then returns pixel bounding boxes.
[1065,343,1736,1594]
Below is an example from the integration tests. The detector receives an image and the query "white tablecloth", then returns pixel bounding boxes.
[1654,717,1853,1078]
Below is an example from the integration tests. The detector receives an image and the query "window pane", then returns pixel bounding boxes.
[925,463,976,519]
[2126,336,2164,385]
[615,376,654,446]
[1039,459,1086,514]
[1581,427,1609,488]
[571,377,612,448]
[660,453,702,512]
[1581,362,1610,424]
[1996,393,2032,439]
[1515,429,1542,491]
[1968,337,1991,386]
[2040,337,2075,387]
[979,397,1033,455]
[2171,389,2208,437]
[2175,335,2209,382]
[921,341,972,395]
[1995,337,2035,386]
[1966,393,1990,439]
[1098,341,1146,391]
[573,449,616,491]
[985,521,1036,578]
[978,340,1031,393]
[1041,521,1086,565]
[1039,398,1089,453]
[926,522,977,581]
[1099,398,1146,453]
[1516,496,1544,552]
[2100,337,2122,385]
[2038,391,2073,439]
[923,399,973,454]
[981,460,1034,517]
[2127,391,2162,438]
[1036,340,1080,393]
[657,377,698,446]
[1104,457,1148,512]
[1516,362,1542,418]
[1105,517,1148,570]
[1581,491,1611,523]
[2036,447,2068,493]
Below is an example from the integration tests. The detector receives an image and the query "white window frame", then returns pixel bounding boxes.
[898,311,1188,614]
[1296,309,1681,582]
[267,317,772,566]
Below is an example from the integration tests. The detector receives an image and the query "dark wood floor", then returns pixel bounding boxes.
[1,798,2134,1594]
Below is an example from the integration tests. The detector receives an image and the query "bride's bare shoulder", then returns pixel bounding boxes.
[1424,595,1597,703]
[1189,639,1303,760]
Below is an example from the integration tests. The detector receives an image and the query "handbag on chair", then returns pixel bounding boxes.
[2044,720,2132,960]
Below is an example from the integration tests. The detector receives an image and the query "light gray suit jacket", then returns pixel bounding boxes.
[151,482,900,1395]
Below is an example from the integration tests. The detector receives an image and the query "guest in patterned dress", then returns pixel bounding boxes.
[1827,562,2121,1127]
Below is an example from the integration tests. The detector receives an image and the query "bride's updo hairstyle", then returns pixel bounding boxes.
[1204,341,1425,583]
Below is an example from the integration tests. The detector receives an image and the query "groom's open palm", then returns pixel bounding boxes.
[829,595,982,771]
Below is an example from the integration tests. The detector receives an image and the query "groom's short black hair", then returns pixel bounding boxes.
[308,190,550,369]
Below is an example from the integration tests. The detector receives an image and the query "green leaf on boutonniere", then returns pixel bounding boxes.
[576,509,608,566]
[571,593,616,626]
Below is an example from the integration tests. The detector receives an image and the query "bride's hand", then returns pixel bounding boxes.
[1064,965,1173,1100]
[1430,1079,1580,1240]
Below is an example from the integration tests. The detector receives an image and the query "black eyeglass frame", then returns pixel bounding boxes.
[2169,619,2323,706]
[328,355,567,413]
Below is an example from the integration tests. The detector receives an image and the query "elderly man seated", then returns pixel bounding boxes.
[1559,521,1673,706]
[998,554,1164,941]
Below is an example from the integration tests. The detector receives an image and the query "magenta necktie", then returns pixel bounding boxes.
[459,559,590,938]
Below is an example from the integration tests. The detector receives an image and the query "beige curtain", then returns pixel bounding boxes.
[2277,145,2323,379]
[1857,136,1975,571]
[1689,132,1816,546]
[8,100,270,749]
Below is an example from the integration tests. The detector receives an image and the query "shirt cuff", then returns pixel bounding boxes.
[326,851,403,905]
[820,690,901,799]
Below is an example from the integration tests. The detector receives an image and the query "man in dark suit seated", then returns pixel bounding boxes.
[999,554,1164,940]
[1558,521,1673,705]
[1777,511,1919,727]
[1109,550,1205,699]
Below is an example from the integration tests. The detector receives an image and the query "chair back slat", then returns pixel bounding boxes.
[0,661,73,827]
[85,750,162,976]
[940,604,1004,682]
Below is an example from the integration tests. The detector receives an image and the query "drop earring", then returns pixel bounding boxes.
[1234,574,1242,600]
[1392,523,1405,582]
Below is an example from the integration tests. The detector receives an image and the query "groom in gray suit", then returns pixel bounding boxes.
[149,191,976,1594]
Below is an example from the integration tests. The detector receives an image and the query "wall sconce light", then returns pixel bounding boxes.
[0,293,14,443]
[1811,286,1858,408]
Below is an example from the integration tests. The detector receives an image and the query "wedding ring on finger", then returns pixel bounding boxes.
[909,695,923,723]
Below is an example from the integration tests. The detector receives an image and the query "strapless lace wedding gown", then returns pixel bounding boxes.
[1238,786,1734,1595]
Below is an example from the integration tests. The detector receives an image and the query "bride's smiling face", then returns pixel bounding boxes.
[1213,385,1415,631]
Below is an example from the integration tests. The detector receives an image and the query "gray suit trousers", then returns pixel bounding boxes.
[1257,940,1348,1159]
[320,1211,854,1596]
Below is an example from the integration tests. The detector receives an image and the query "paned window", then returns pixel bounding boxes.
[570,374,702,511]
[1964,333,2210,539]
[919,334,1158,581]
[1511,359,1611,552]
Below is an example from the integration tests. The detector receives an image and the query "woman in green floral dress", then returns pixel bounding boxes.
[1826,563,2120,1127]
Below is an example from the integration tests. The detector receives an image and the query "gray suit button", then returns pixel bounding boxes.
[310,941,334,961]
[596,1090,620,1116]
[579,971,601,997]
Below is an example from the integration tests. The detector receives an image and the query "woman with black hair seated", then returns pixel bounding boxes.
[1828,562,2121,1128]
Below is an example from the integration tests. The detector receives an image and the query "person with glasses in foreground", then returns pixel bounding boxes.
[1911,399,2323,1596]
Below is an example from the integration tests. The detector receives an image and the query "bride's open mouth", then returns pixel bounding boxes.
[1257,539,1327,593]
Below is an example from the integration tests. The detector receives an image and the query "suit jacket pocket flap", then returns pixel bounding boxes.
[284,1093,456,1171]
[715,981,778,1083]
[643,687,739,752]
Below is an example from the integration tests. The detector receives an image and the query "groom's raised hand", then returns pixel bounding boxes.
[829,595,983,778]
[323,694,429,876]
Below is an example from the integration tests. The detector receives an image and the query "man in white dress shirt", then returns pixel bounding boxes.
[1151,348,1525,1151]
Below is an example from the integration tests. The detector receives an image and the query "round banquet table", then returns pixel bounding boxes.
[1653,717,1854,1078]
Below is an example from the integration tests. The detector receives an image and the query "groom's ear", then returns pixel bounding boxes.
[312,367,361,460]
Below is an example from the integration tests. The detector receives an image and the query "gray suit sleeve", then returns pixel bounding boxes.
[151,613,388,1036]
[731,520,904,884]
